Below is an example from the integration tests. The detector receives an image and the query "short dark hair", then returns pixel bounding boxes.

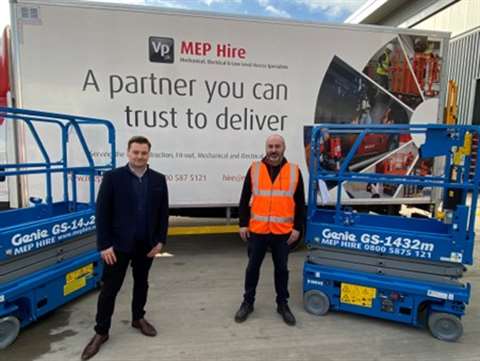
[128,136,151,150]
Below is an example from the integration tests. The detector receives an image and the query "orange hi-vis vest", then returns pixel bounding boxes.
[249,161,299,235]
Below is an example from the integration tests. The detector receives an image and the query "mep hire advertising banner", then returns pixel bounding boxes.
[12,1,448,206]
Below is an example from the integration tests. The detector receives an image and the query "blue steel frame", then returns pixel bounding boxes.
[306,124,480,265]
[303,262,470,326]
[0,107,115,332]
[0,106,116,210]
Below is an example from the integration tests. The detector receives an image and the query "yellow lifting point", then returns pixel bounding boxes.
[453,132,472,165]
[435,209,445,221]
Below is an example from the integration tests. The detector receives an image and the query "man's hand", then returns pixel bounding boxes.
[147,243,163,258]
[287,229,300,245]
[101,247,117,265]
[239,227,250,242]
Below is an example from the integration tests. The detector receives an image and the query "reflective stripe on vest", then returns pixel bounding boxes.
[250,214,294,224]
[251,161,297,197]
[249,161,299,234]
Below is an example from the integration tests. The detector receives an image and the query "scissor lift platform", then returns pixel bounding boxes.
[303,124,480,341]
[0,107,115,348]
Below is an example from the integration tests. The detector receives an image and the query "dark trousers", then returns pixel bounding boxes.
[94,250,153,335]
[243,232,290,306]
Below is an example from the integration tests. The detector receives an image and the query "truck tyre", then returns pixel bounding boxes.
[0,316,20,349]
[428,312,463,342]
[304,290,330,316]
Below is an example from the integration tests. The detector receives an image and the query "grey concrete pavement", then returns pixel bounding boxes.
[2,233,480,361]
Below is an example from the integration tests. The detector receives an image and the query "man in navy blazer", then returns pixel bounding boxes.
[82,136,169,360]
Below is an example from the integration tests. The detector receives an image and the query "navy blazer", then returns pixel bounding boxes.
[96,165,169,253]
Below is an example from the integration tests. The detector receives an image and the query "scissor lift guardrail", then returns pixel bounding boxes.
[303,123,479,342]
[306,124,480,265]
[0,107,115,349]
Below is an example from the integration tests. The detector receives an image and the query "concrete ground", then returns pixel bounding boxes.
[3,233,480,361]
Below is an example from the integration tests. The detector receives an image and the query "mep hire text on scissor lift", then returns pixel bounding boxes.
[303,124,479,342]
[0,107,115,348]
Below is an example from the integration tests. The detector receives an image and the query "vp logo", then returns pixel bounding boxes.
[149,37,174,63]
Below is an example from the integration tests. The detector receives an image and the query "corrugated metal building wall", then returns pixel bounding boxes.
[448,27,480,124]
[413,0,480,37]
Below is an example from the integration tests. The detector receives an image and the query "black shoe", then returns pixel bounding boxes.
[234,302,254,323]
[81,334,109,360]
[277,304,296,326]
[132,318,157,337]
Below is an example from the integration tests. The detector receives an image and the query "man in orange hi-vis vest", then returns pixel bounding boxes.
[235,134,305,326]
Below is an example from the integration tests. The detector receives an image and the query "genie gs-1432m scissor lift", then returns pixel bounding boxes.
[0,107,115,348]
[303,124,479,342]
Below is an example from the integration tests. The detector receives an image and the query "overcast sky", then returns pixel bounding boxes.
[1,1,9,30]
[0,0,367,31]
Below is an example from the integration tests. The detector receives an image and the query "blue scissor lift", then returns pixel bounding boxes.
[0,107,115,348]
[303,124,479,341]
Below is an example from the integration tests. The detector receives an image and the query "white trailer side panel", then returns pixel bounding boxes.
[10,0,450,206]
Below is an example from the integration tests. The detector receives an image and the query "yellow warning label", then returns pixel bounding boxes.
[65,263,94,284]
[340,283,376,308]
[63,263,93,296]
[64,277,87,296]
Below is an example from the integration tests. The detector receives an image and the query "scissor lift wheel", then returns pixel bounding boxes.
[428,312,463,342]
[0,316,20,349]
[304,290,330,316]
